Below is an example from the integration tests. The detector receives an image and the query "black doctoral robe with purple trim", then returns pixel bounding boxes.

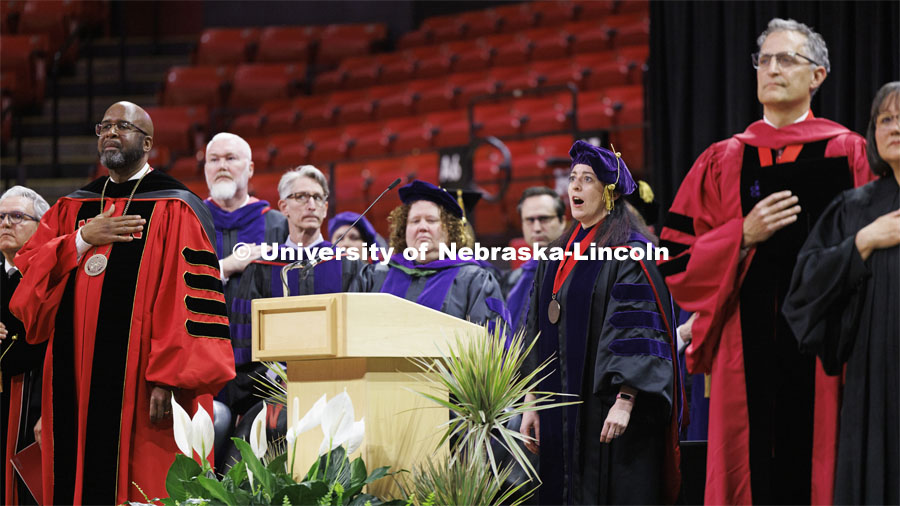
[523,232,682,505]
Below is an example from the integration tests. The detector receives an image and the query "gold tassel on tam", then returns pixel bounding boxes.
[605,144,623,211]
[638,180,654,204]
[455,189,468,225]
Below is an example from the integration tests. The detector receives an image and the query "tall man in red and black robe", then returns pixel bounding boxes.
[658,19,874,505]
[10,102,236,505]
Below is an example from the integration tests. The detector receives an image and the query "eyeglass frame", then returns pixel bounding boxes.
[751,51,823,70]
[0,211,40,225]
[95,120,151,137]
[284,191,328,206]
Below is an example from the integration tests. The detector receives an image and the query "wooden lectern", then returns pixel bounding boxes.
[251,292,481,497]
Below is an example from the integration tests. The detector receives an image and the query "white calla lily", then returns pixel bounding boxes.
[190,404,215,461]
[170,393,193,456]
[249,403,268,459]
[319,391,358,456]
[337,418,365,455]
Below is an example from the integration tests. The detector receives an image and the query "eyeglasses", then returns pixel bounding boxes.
[751,51,822,70]
[523,215,560,225]
[285,192,327,205]
[95,120,150,137]
[0,211,39,225]
[876,113,900,129]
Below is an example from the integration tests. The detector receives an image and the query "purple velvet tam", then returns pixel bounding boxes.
[568,140,637,195]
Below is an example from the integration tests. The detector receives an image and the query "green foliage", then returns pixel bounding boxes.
[153,439,394,506]
[410,325,576,482]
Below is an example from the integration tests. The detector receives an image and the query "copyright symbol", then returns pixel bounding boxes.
[232,242,252,261]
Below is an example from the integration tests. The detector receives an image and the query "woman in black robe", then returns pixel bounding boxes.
[783,81,900,504]
[519,141,684,505]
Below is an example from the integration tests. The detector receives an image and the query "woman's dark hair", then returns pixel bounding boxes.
[551,197,658,249]
[387,202,468,252]
[866,81,900,177]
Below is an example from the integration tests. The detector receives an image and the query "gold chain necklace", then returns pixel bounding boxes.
[84,168,150,277]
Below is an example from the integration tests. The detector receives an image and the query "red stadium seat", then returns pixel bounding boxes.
[247,172,283,206]
[574,52,630,89]
[473,102,521,138]
[612,18,650,47]
[161,65,233,108]
[491,3,536,33]
[256,26,316,63]
[397,28,431,50]
[499,59,570,91]
[532,1,577,26]
[573,0,615,18]
[339,55,381,90]
[452,39,495,72]
[269,132,311,170]
[618,45,649,82]
[376,51,417,84]
[230,112,263,138]
[517,92,575,135]
[144,105,208,155]
[317,23,387,66]
[299,89,365,129]
[490,33,533,67]
[262,96,318,135]
[391,115,433,153]
[17,0,77,60]
[195,28,259,65]
[376,79,441,119]
[576,89,614,130]
[357,116,423,156]
[148,145,172,170]
[416,76,466,114]
[304,126,348,163]
[457,10,501,39]
[228,63,305,109]
[427,110,471,148]
[525,26,573,61]
[421,13,466,44]
[615,0,649,15]
[243,136,273,170]
[0,34,47,106]
[312,68,346,94]
[568,19,614,53]
[167,155,203,181]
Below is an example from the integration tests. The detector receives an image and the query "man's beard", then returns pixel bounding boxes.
[209,179,238,201]
[208,168,250,202]
[99,142,145,170]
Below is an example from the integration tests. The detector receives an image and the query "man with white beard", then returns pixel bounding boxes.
[203,133,288,467]
[203,132,288,314]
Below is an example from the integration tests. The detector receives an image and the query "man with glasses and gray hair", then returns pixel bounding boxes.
[658,18,874,505]
[0,185,49,505]
[220,165,362,467]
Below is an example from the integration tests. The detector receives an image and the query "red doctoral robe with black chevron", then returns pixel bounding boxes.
[658,116,873,505]
[10,170,236,505]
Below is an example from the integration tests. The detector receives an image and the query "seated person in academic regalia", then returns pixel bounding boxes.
[202,133,288,316]
[783,81,900,505]
[328,211,385,262]
[349,180,505,325]
[227,166,361,408]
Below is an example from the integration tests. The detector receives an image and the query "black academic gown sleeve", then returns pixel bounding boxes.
[783,190,872,374]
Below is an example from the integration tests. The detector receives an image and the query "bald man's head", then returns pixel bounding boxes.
[97,101,154,175]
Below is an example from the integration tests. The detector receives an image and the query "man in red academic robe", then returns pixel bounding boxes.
[658,19,874,505]
[10,102,236,505]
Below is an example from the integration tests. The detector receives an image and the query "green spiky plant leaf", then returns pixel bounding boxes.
[407,322,577,502]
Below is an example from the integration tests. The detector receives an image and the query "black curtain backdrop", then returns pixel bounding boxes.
[648,1,899,224]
